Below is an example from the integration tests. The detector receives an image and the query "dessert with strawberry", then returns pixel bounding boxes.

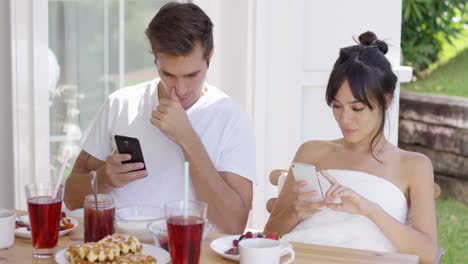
[224,231,282,255]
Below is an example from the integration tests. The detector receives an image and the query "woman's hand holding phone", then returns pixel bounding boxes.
[96,150,148,190]
[291,180,324,221]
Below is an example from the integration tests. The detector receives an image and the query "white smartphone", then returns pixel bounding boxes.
[290,162,324,203]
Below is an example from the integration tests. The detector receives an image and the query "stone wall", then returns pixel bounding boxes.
[399,91,468,204]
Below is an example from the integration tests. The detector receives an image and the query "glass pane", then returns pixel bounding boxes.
[48,0,177,177]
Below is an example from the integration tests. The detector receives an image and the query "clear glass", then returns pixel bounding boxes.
[84,194,115,242]
[25,182,64,258]
[164,200,207,264]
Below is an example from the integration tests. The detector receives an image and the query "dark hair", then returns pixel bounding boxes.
[145,3,214,64]
[325,31,397,162]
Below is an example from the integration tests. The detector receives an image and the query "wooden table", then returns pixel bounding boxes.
[1,212,418,263]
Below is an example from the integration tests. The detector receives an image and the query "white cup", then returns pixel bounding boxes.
[0,209,15,249]
[239,238,295,264]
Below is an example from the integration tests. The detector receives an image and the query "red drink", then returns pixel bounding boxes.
[27,196,62,249]
[167,216,204,264]
[84,207,115,242]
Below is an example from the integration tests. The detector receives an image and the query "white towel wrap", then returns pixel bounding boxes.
[283,169,407,253]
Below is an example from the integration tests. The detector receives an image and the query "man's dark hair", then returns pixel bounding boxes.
[145,2,214,64]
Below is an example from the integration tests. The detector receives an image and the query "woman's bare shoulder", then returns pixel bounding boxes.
[294,140,338,163]
[394,148,434,182]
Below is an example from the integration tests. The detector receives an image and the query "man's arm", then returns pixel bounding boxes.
[64,150,148,210]
[64,150,105,210]
[181,133,253,234]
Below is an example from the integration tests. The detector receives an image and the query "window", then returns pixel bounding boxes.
[48,0,178,175]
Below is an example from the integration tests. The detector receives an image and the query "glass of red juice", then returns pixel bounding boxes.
[164,200,207,264]
[84,194,115,242]
[25,182,64,258]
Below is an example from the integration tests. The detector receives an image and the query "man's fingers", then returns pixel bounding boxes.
[114,162,145,173]
[110,153,132,164]
[150,116,163,129]
[156,104,168,114]
[119,170,148,182]
[151,109,164,120]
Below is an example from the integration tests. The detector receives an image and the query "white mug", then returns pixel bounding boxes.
[0,209,15,249]
[239,238,295,264]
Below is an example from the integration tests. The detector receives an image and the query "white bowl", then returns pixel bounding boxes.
[115,206,164,243]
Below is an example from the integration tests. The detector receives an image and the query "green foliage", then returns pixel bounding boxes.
[401,0,467,76]
[435,198,468,263]
[401,47,468,97]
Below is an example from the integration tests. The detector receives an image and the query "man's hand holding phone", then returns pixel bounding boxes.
[95,135,148,191]
[96,151,148,190]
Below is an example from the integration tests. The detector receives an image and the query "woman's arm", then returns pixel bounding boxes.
[368,154,438,264]
[264,143,324,234]
[324,154,438,264]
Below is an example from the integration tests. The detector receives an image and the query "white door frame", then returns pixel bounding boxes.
[10,0,50,209]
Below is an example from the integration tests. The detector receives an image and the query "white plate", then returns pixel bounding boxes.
[15,215,79,239]
[55,243,170,264]
[210,235,292,261]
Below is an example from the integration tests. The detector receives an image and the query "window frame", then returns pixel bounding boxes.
[10,0,50,209]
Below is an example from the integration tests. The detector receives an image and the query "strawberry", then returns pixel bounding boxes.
[64,223,74,230]
[233,239,239,247]
[244,231,253,239]
[265,232,278,240]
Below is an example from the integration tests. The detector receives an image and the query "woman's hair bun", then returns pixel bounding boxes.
[358,31,388,54]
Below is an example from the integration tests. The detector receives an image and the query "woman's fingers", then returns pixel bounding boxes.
[326,202,344,212]
[329,185,347,203]
[325,183,340,203]
[320,170,338,185]
[298,190,317,201]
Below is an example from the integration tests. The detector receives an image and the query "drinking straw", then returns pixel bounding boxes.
[52,150,70,200]
[90,171,99,211]
[184,161,189,218]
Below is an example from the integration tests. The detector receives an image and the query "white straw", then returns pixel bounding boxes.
[184,161,189,218]
[52,150,70,200]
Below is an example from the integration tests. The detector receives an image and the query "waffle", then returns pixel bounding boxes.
[66,253,156,264]
[113,254,156,264]
[66,242,120,263]
[99,233,142,255]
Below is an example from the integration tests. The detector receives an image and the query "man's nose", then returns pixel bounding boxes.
[174,79,187,97]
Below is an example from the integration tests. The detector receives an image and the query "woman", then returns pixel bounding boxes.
[264,32,438,263]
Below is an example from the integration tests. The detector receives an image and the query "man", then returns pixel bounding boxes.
[64,2,255,234]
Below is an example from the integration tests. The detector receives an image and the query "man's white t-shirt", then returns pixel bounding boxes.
[80,78,256,208]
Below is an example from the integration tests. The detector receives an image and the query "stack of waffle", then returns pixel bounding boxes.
[65,233,156,264]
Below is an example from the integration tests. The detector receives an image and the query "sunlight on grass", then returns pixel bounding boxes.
[401,49,468,98]
[402,30,468,98]
[435,198,468,264]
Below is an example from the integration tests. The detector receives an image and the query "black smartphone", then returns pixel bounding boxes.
[114,135,146,171]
